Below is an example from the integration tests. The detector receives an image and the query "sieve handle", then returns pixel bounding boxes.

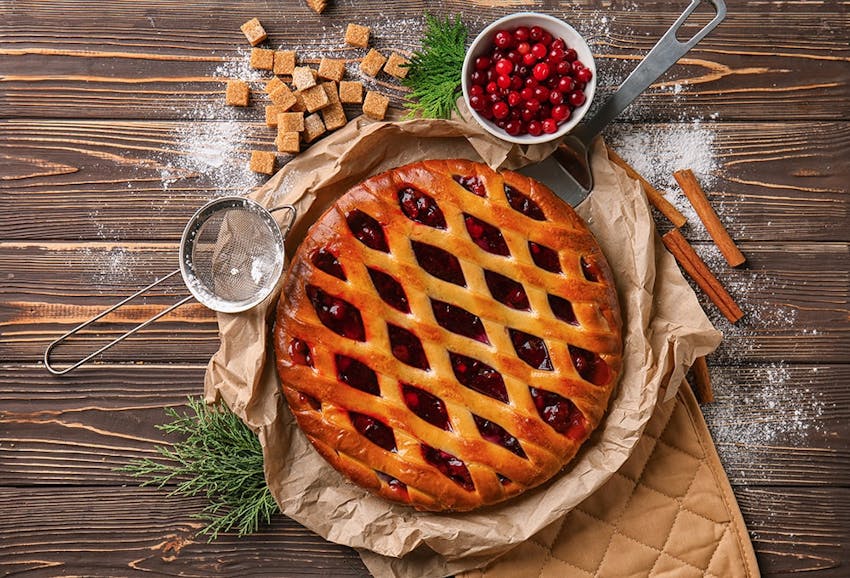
[269,204,298,236]
[43,269,193,376]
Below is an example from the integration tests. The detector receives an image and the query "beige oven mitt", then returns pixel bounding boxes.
[460,384,760,578]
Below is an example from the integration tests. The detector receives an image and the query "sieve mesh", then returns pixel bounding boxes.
[181,199,285,313]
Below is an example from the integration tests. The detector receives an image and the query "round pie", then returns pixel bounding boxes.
[273,159,622,512]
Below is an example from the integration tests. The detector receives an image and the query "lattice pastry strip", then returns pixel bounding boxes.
[275,159,622,511]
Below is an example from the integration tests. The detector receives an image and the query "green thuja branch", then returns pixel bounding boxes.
[403,14,469,119]
[121,397,278,541]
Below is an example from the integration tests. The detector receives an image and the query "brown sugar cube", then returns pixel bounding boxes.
[265,76,284,94]
[249,150,275,175]
[265,105,285,127]
[384,52,410,79]
[225,80,250,106]
[362,90,389,120]
[300,84,330,112]
[290,90,307,112]
[277,112,305,132]
[240,18,267,46]
[250,48,274,71]
[275,132,300,154]
[292,66,317,91]
[318,58,346,83]
[273,50,296,76]
[345,23,370,48]
[269,84,297,109]
[302,113,326,143]
[360,49,387,77]
[320,82,341,104]
[321,103,347,130]
[338,80,364,104]
[305,0,327,14]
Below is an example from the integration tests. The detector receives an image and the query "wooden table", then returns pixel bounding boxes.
[1,1,847,575]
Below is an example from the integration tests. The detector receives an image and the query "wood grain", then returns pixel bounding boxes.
[1,120,847,242]
[1,3,847,121]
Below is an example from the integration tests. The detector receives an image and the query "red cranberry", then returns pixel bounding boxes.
[475,56,491,70]
[552,104,571,123]
[527,120,542,136]
[569,344,611,385]
[542,118,557,134]
[571,60,584,73]
[486,81,499,94]
[505,119,523,136]
[533,85,550,102]
[532,62,550,80]
[484,269,530,310]
[403,384,451,430]
[569,90,586,107]
[557,75,574,93]
[431,299,489,344]
[453,174,486,197]
[531,42,547,59]
[549,90,564,105]
[346,209,388,253]
[555,60,571,76]
[288,338,313,367]
[449,352,508,403]
[529,386,586,438]
[541,31,553,45]
[564,48,578,62]
[495,58,513,75]
[506,50,521,64]
[552,38,566,51]
[581,256,602,282]
[517,41,531,55]
[492,100,509,119]
[514,25,530,42]
[529,241,562,273]
[388,324,429,370]
[575,67,593,83]
[422,445,474,491]
[470,70,486,85]
[548,47,565,63]
[529,25,543,42]
[368,268,409,313]
[350,412,396,451]
[311,247,346,280]
[469,84,483,96]
[469,94,485,111]
[496,74,511,89]
[509,329,553,370]
[522,52,536,66]
[504,184,546,220]
[336,354,379,395]
[494,29,513,48]
[308,286,366,341]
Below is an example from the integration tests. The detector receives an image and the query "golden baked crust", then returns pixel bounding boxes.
[274,159,622,512]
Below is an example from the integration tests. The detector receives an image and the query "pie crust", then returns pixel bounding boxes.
[274,159,622,512]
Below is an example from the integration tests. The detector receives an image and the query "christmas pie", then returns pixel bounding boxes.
[273,159,622,512]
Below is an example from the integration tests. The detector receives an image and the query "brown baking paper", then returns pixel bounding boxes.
[203,113,721,578]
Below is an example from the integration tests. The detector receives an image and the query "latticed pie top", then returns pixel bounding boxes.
[274,159,622,512]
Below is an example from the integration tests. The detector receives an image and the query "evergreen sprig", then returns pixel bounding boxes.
[121,397,277,541]
[403,14,468,119]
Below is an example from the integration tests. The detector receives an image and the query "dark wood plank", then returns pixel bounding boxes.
[1,2,847,120]
[735,487,850,577]
[0,485,846,577]
[1,119,847,242]
[2,241,846,364]
[1,363,846,486]
[0,487,368,577]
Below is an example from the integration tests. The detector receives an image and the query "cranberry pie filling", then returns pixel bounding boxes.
[276,159,622,512]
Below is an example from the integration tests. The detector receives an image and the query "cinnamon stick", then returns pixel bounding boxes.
[688,356,714,404]
[606,145,688,228]
[673,169,746,267]
[662,228,744,323]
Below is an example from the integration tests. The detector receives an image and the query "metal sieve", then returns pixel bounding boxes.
[44,196,296,375]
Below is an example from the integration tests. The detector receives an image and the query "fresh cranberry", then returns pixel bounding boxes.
[564,48,578,62]
[542,118,558,133]
[514,26,530,42]
[533,85,550,102]
[469,84,483,96]
[307,285,366,341]
[504,119,523,136]
[470,70,486,86]
[403,384,451,430]
[549,90,564,105]
[525,97,540,112]
[431,299,489,344]
[367,268,409,313]
[552,104,571,123]
[421,445,474,491]
[522,52,536,66]
[496,74,511,89]
[552,38,566,51]
[575,67,593,83]
[507,91,522,107]
[555,60,571,76]
[509,329,553,370]
[528,241,562,273]
[569,90,586,107]
[411,241,466,286]
[532,62,550,81]
[475,56,491,70]
[494,29,513,48]
[569,344,611,385]
[311,247,346,280]
[557,75,574,93]
[473,415,526,458]
[504,184,545,220]
[541,31,553,45]
[336,354,379,395]
[529,25,544,42]
[288,338,313,367]
[531,42,547,60]
[464,214,510,256]
[346,210,388,253]
[469,94,485,111]
[527,120,542,136]
[571,60,584,73]
[548,47,565,63]
[350,412,396,451]
[517,41,531,55]
[449,352,508,403]
[388,324,429,370]
[484,269,530,310]
[506,50,521,64]
[510,75,523,90]
[486,81,499,94]
[492,100,509,119]
[520,107,535,122]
